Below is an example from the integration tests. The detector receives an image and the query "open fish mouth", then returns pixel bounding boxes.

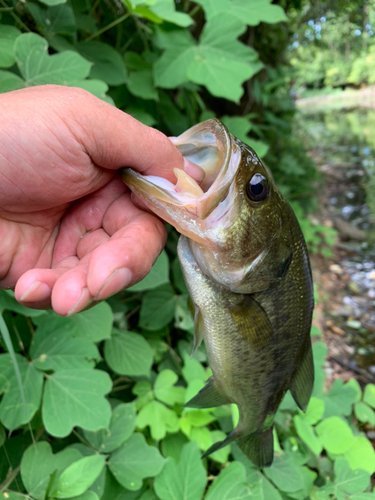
[122,119,241,223]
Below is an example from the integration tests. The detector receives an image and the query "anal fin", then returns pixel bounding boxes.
[184,377,230,409]
[202,429,237,459]
[289,340,314,412]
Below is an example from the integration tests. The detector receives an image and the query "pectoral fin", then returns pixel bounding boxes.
[229,296,273,349]
[188,298,204,358]
[184,377,231,408]
[289,340,314,411]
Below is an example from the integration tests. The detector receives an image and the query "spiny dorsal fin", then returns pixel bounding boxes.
[184,377,231,409]
[289,340,314,412]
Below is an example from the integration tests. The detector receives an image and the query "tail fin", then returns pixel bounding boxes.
[237,427,274,468]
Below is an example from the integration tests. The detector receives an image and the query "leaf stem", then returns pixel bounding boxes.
[0,0,30,32]
[0,465,21,494]
[189,4,201,17]
[84,12,131,42]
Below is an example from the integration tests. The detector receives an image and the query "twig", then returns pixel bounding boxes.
[84,12,131,42]
[0,466,21,494]
[328,355,375,383]
[0,0,30,32]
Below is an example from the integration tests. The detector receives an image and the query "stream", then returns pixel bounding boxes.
[300,107,375,379]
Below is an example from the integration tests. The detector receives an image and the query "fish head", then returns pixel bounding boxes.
[122,119,294,293]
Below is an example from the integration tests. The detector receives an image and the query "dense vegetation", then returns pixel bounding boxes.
[288,0,375,94]
[0,1,374,499]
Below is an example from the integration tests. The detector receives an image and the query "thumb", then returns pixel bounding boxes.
[65,87,204,183]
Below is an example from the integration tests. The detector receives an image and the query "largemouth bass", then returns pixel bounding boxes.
[122,119,314,468]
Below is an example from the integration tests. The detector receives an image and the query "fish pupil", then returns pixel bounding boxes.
[246,174,268,202]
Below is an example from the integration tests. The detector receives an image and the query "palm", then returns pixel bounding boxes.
[0,85,186,316]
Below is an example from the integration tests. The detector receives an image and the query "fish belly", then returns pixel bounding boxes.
[178,236,277,433]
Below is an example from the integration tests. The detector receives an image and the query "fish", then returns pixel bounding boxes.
[122,119,314,468]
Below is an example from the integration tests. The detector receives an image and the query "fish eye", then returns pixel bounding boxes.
[246,173,268,202]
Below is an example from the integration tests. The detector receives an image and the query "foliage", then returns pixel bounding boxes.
[287,0,375,91]
[0,1,369,499]
[0,0,316,200]
[0,242,373,499]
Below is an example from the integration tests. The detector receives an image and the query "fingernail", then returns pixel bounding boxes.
[20,281,51,302]
[67,287,92,316]
[183,158,205,182]
[94,268,132,301]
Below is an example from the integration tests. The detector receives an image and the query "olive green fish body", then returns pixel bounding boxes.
[122,120,314,468]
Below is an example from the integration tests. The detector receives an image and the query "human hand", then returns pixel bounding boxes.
[0,85,202,315]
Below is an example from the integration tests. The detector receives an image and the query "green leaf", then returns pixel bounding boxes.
[139,284,176,330]
[355,402,375,425]
[65,493,99,500]
[264,455,304,493]
[128,69,158,100]
[161,432,189,462]
[205,461,249,500]
[137,400,179,440]
[302,397,325,425]
[0,70,25,93]
[35,304,112,342]
[129,251,169,291]
[108,433,166,490]
[149,0,193,27]
[363,384,375,409]
[0,25,21,68]
[154,369,185,406]
[323,378,357,418]
[221,115,252,143]
[42,369,112,437]
[312,342,327,398]
[27,3,76,37]
[21,442,82,500]
[39,0,67,5]
[344,437,375,475]
[154,15,262,102]
[245,138,269,158]
[174,295,194,333]
[334,457,370,494]
[182,354,207,384]
[209,430,231,464]
[293,415,322,456]
[346,379,362,403]
[316,416,354,455]
[30,322,100,371]
[196,0,287,24]
[0,290,47,317]
[189,426,212,450]
[69,79,114,104]
[104,329,153,377]
[14,33,91,86]
[54,455,106,498]
[0,353,43,431]
[154,441,207,500]
[247,470,282,500]
[76,42,127,86]
[83,403,136,453]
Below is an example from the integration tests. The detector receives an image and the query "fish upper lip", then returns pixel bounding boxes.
[122,119,240,220]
